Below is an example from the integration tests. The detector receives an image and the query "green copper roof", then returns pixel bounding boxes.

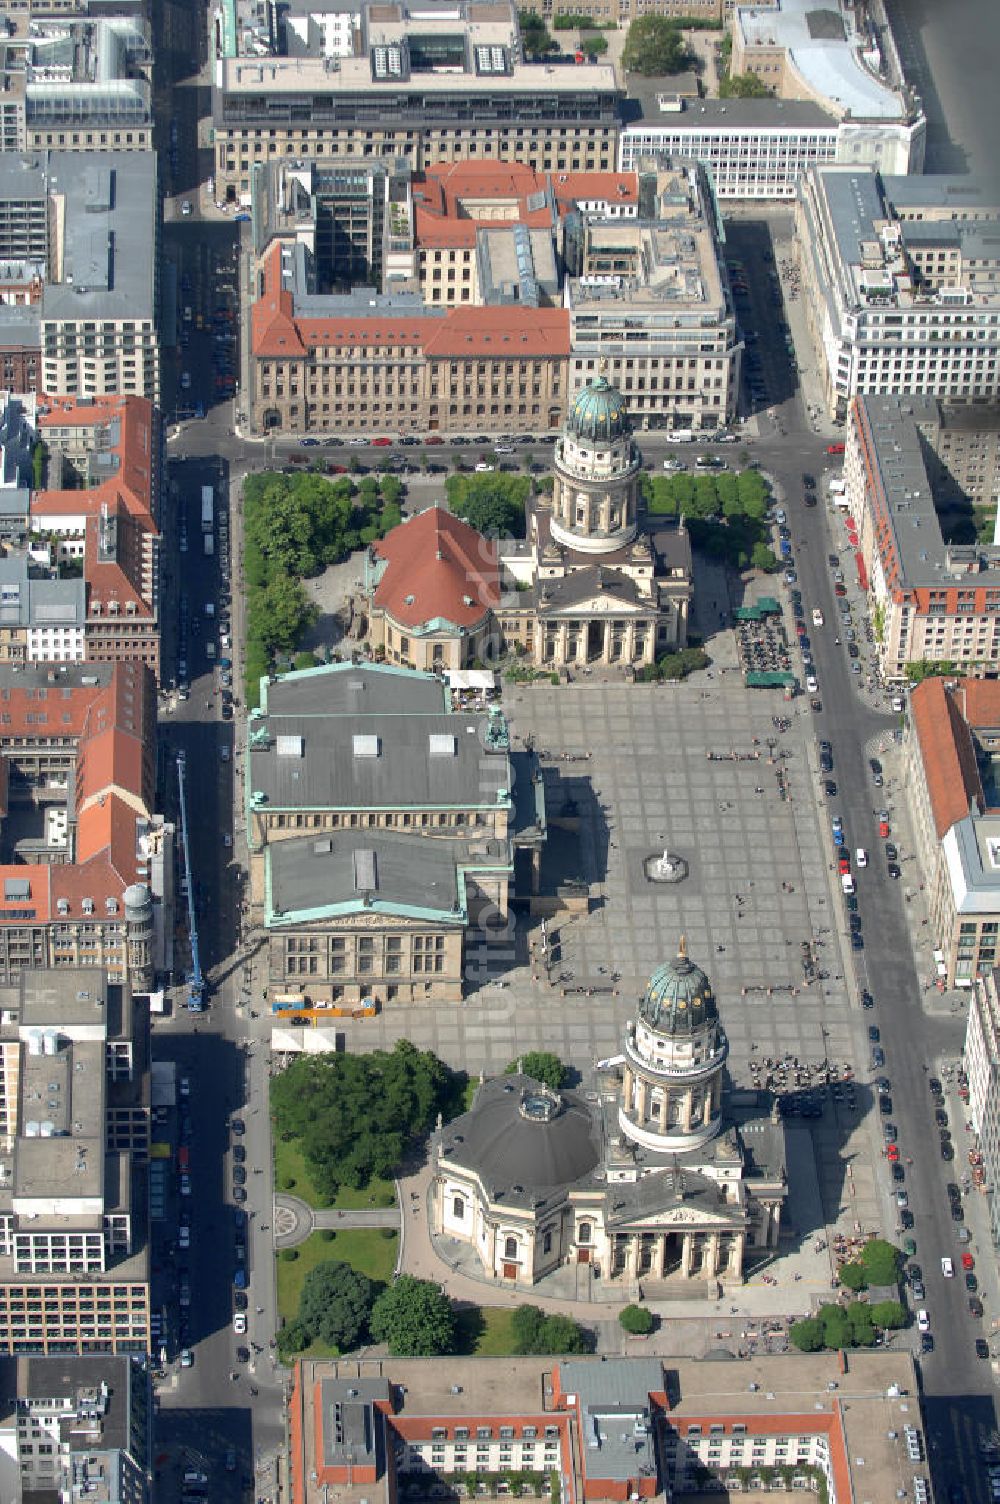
[565,375,631,444]
[639,938,717,1037]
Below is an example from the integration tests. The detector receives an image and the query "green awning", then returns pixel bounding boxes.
[745,671,796,688]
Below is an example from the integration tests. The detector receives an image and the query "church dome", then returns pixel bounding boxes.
[639,938,717,1037]
[565,376,631,445]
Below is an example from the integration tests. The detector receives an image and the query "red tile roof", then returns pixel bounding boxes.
[0,662,155,925]
[422,307,569,359]
[910,676,985,838]
[373,506,500,629]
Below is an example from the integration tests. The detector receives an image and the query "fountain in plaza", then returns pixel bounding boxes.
[644,846,688,884]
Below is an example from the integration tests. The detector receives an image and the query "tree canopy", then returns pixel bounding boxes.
[719,71,773,98]
[298,1260,374,1351]
[622,17,690,74]
[445,472,530,538]
[518,10,555,57]
[370,1276,456,1356]
[619,1304,655,1335]
[270,1040,460,1199]
[504,1052,568,1090]
[511,1305,590,1355]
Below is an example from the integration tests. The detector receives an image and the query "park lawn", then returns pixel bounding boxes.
[277,1228,400,1321]
[453,1305,520,1356]
[273,1133,395,1211]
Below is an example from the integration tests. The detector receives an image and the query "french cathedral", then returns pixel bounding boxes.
[429,941,787,1290]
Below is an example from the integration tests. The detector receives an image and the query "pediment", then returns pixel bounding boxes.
[544,595,650,616]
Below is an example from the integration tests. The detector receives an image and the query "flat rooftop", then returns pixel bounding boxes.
[260,662,449,718]
[42,153,156,324]
[219,51,619,100]
[19,968,111,1032]
[736,0,905,119]
[13,1037,105,1204]
[624,92,836,130]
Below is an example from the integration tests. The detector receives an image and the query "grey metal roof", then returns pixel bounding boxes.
[0,155,47,202]
[439,1074,603,1199]
[0,303,40,346]
[249,708,509,811]
[28,575,85,626]
[318,1377,391,1469]
[261,661,448,718]
[557,1358,664,1482]
[267,826,490,921]
[626,94,835,130]
[42,153,156,323]
[820,167,887,269]
[882,175,1000,210]
[22,1354,133,1453]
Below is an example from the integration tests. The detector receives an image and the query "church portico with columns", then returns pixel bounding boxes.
[429,941,787,1293]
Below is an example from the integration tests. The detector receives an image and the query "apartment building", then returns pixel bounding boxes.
[566,159,738,430]
[619,97,923,200]
[520,0,721,19]
[0,156,47,259]
[905,676,1000,991]
[965,967,1000,1249]
[0,15,152,154]
[797,166,1000,419]
[0,661,166,991]
[844,395,1000,679]
[245,661,544,1006]
[289,1352,932,1504]
[0,1353,151,1501]
[39,152,159,401]
[212,0,621,201]
[0,307,40,394]
[0,967,150,1355]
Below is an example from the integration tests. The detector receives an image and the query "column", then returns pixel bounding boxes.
[624,622,635,664]
[602,619,612,665]
[636,1077,649,1127]
[728,1234,745,1278]
[623,1065,634,1110]
[576,623,588,666]
[558,622,569,664]
[682,1090,694,1131]
[702,1091,713,1127]
[681,1232,693,1279]
[655,1235,667,1278]
[626,1237,640,1281]
[705,1233,720,1279]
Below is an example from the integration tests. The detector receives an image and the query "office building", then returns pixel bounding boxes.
[797,167,1000,420]
[244,660,545,1006]
[619,97,923,201]
[0,306,40,395]
[843,395,1000,679]
[0,1353,151,1501]
[964,967,1000,1250]
[0,15,152,154]
[0,967,150,1355]
[212,0,621,202]
[288,1352,931,1504]
[0,660,166,991]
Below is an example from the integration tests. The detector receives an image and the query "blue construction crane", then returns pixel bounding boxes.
[176,751,205,1011]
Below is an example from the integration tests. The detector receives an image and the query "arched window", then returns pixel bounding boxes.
[452,1196,465,1220]
[504,1235,518,1259]
[578,1222,591,1245]
[543,1229,553,1255]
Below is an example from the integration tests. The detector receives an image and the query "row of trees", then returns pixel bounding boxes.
[644,467,778,573]
[790,1297,907,1352]
[270,1040,463,1201]
[445,471,531,539]
[242,470,403,705]
[635,645,710,682]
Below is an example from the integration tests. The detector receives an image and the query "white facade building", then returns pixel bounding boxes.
[964,968,1000,1249]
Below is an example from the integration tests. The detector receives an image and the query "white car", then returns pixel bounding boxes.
[775,508,787,525]
[180,200,192,216]
[179,372,191,390]
[179,1076,191,1097]
[474,462,495,473]
[812,608,824,627]
[917,1309,930,1332]
[179,1226,190,1249]
[941,1257,954,1278]
[856,848,868,868]
[179,1173,191,1197]
[180,1348,193,1368]
[806,675,818,694]
[233,1312,247,1335]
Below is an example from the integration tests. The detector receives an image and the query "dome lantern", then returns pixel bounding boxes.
[639,935,718,1038]
[565,374,631,445]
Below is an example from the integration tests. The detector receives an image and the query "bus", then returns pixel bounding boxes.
[201,485,214,533]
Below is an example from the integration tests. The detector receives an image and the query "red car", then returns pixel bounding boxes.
[887,1144,900,1162]
[371,437,392,446]
[838,856,851,875]
[962,1252,975,1271]
[796,621,807,637]
[424,435,445,445]
[879,819,890,839]
[826,442,845,454]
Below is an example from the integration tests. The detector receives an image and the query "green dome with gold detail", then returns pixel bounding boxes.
[639,937,717,1037]
[565,375,631,444]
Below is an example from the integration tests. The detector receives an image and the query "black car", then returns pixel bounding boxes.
[828,554,839,568]
[234,1186,247,1202]
[869,757,882,777]
[237,1346,251,1363]
[233,1166,247,1185]
[847,643,860,658]
[824,779,837,796]
[232,1118,246,1135]
[921,1332,934,1354]
[939,1128,952,1143]
[877,1077,891,1095]
[880,1095,893,1115]
[887,862,901,879]
[820,751,833,773]
[886,843,898,862]
[891,1162,905,1183]
[803,473,816,489]
[935,1109,948,1128]
[234,1289,248,1310]
[976,1339,990,1359]
[969,1297,984,1318]
[233,1144,246,1162]
[883,1122,897,1143]
[861,989,874,1010]
[850,914,863,932]
[872,1046,885,1067]
[951,1198,964,1219]
[930,1078,943,1094]
[868,1025,880,1043]
[947,1182,961,1199]
[804,492,818,507]
[966,1273,978,1292]
[900,1208,914,1229]
[941,1142,955,1161]
[851,933,864,949]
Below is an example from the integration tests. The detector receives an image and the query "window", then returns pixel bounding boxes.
[578,1222,591,1244]
[504,1235,518,1259]
[453,1196,465,1220]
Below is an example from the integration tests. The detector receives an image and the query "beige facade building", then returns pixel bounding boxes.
[906,676,1000,990]
[244,662,545,1008]
[432,940,786,1290]
[0,968,150,1355]
[844,395,1000,680]
[520,0,721,20]
[213,1,621,202]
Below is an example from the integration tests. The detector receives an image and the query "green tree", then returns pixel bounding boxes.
[847,1301,876,1347]
[446,472,531,538]
[370,1276,456,1356]
[276,1318,311,1363]
[619,1304,654,1336]
[789,1317,824,1352]
[837,1261,867,1292]
[298,1260,374,1351]
[719,71,773,98]
[504,1053,568,1089]
[31,441,46,490]
[750,542,778,573]
[255,573,316,653]
[510,1305,588,1354]
[518,10,555,57]
[621,16,690,74]
[869,1299,907,1330]
[820,1304,852,1349]
[858,1239,902,1288]
[581,33,608,54]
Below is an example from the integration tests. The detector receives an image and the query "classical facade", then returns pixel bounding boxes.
[430,940,786,1289]
[498,375,691,667]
